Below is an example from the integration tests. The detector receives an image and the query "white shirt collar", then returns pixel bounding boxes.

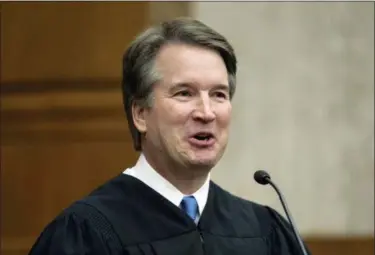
[123,154,210,221]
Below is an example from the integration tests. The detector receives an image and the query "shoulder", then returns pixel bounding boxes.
[210,181,273,219]
[209,181,286,237]
[64,174,140,227]
[29,201,122,254]
[29,175,131,253]
[210,182,310,254]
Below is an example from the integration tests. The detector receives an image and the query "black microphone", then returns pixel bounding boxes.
[254,170,309,255]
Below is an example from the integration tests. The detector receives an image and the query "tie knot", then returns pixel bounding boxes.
[180,196,198,221]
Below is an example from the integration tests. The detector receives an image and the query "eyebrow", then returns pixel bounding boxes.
[170,82,230,92]
[213,84,230,93]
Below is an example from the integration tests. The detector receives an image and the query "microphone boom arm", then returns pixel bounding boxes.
[266,177,309,255]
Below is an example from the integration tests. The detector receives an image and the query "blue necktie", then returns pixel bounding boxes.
[180,195,198,221]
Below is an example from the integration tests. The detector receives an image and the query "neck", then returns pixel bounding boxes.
[141,150,210,195]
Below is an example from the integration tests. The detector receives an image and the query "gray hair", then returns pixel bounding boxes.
[122,17,237,151]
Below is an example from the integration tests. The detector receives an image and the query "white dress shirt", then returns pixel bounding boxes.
[123,154,210,224]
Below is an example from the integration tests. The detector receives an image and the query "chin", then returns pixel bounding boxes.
[187,154,219,169]
[177,144,224,169]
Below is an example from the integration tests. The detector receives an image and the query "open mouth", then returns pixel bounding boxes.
[193,133,214,141]
[189,132,215,147]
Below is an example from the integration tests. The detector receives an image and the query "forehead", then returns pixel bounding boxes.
[154,43,229,88]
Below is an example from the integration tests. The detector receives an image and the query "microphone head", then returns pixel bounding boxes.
[254,170,271,185]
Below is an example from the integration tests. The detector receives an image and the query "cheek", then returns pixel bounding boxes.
[217,105,232,128]
[155,104,189,137]
[161,102,191,124]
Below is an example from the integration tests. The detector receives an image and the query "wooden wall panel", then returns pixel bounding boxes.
[1,2,148,82]
[1,87,140,254]
[1,82,127,145]
[2,141,139,253]
[1,84,141,254]
[305,237,374,255]
[1,2,147,254]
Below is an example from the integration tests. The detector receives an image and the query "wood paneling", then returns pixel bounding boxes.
[1,2,147,254]
[1,81,127,145]
[1,86,140,254]
[1,83,141,254]
[1,2,148,82]
[305,236,374,255]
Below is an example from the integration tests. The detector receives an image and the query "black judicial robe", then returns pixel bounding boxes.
[29,174,309,255]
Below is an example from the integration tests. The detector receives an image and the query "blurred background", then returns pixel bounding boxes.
[0,2,373,255]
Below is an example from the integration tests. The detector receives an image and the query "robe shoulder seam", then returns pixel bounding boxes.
[65,201,124,249]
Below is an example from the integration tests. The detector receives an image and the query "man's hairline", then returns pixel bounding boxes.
[140,41,235,109]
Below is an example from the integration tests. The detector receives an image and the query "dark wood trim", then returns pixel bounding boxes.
[1,80,131,145]
[1,107,124,122]
[1,3,3,83]
[0,79,121,94]
[1,129,131,145]
[305,236,374,255]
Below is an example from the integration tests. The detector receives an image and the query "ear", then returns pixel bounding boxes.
[132,102,147,133]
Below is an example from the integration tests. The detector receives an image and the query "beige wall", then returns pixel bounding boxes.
[192,2,374,236]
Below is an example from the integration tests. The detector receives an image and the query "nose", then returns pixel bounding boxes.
[192,94,216,123]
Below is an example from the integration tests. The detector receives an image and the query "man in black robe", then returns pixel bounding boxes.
[29,17,310,255]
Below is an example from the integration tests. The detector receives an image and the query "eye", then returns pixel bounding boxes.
[175,90,192,97]
[213,91,229,99]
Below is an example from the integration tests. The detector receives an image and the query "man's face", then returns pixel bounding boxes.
[137,43,232,170]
